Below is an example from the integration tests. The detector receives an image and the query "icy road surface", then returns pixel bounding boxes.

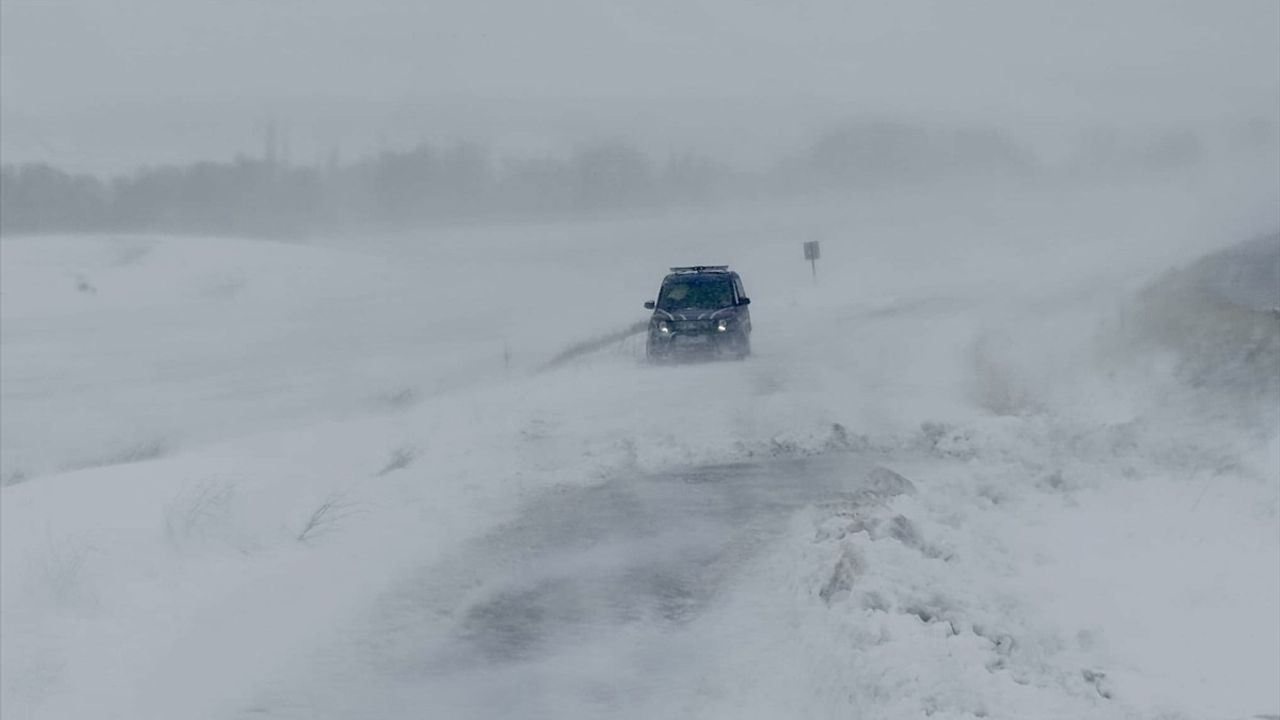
[245,456,896,719]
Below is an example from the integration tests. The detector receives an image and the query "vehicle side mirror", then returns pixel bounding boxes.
[644,301,656,310]
[738,297,751,306]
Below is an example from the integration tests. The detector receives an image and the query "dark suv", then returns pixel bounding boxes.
[644,266,752,362]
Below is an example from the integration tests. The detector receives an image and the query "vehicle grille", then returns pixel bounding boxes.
[674,320,713,332]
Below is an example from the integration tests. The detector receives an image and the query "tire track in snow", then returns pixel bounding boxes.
[535,321,649,373]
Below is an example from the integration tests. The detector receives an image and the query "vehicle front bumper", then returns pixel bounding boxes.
[647,328,742,358]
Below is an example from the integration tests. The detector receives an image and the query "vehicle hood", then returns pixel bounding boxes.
[651,307,736,322]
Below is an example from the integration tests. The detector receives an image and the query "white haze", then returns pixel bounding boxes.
[2,3,1279,720]
[2,0,1278,171]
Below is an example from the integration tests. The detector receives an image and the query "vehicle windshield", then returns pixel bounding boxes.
[658,278,734,310]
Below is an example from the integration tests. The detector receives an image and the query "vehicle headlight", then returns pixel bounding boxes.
[657,321,671,335]
[716,319,729,332]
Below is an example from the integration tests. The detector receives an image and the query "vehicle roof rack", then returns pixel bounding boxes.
[669,265,729,273]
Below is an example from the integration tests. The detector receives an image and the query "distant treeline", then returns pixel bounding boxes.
[1,141,735,236]
[2,120,1215,237]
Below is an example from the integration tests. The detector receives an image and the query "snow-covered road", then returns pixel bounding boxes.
[242,456,895,719]
[2,167,1277,719]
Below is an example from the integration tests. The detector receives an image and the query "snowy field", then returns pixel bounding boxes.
[2,162,1278,719]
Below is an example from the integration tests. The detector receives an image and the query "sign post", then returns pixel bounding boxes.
[803,240,821,282]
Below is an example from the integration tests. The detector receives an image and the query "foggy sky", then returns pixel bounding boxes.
[2,0,1278,173]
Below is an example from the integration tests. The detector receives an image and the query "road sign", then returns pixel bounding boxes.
[803,240,821,281]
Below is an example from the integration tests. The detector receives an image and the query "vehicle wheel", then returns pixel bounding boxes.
[735,333,751,360]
